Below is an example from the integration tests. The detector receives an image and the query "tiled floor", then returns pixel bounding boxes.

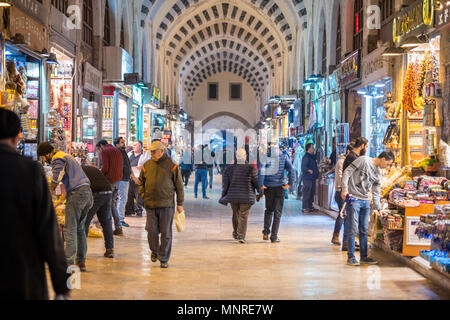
[55,177,450,300]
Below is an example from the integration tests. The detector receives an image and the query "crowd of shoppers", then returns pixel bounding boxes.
[2,101,396,298]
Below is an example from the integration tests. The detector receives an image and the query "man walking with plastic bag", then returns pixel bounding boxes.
[139,141,184,269]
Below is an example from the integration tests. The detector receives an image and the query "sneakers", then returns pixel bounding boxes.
[77,263,87,272]
[238,238,247,244]
[151,253,158,263]
[233,233,238,240]
[347,258,360,266]
[360,257,378,265]
[160,262,169,269]
[121,222,130,227]
[104,249,114,258]
[113,227,123,236]
[203,196,210,200]
[331,233,341,246]
[263,234,269,241]
[271,238,280,243]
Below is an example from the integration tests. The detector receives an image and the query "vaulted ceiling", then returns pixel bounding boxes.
[140,0,308,98]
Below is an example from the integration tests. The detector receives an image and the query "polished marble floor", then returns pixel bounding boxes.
[52,177,450,300]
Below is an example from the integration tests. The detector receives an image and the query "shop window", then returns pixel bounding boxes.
[208,83,218,100]
[103,1,111,47]
[82,0,93,46]
[336,5,341,65]
[51,0,68,15]
[230,83,242,100]
[353,0,363,52]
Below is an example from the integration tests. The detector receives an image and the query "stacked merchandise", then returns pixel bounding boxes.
[385,176,449,207]
[70,142,89,166]
[417,205,450,274]
[4,61,38,141]
[375,209,404,252]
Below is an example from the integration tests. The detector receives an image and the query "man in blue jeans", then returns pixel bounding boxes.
[114,137,131,227]
[194,145,213,199]
[341,151,394,266]
[38,143,93,272]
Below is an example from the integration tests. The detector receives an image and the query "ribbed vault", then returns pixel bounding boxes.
[141,0,309,49]
[185,59,264,96]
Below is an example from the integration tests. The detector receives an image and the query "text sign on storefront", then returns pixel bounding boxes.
[84,62,103,95]
[339,50,360,87]
[362,46,390,87]
[9,6,46,51]
[435,2,450,29]
[10,0,48,26]
[392,0,434,44]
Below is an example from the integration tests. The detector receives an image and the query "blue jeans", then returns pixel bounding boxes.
[347,199,371,260]
[64,187,93,265]
[110,181,121,228]
[118,181,129,223]
[85,193,114,250]
[194,169,208,198]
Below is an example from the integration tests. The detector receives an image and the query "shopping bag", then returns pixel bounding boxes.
[174,210,186,232]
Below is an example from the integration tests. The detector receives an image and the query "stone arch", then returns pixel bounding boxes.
[202,112,252,129]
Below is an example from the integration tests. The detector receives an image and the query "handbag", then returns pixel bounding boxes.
[174,210,186,232]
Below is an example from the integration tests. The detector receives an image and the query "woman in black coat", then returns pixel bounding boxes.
[220,149,260,243]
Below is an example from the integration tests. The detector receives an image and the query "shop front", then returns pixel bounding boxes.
[367,1,450,277]
[80,62,102,162]
[339,50,363,143]
[359,45,395,160]
[1,1,48,160]
[102,46,134,144]
[47,47,74,154]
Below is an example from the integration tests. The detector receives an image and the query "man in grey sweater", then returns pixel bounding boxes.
[341,151,395,266]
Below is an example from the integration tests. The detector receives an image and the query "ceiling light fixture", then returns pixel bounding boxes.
[401,36,426,48]
[382,46,405,57]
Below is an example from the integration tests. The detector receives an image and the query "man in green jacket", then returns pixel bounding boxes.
[139,141,184,268]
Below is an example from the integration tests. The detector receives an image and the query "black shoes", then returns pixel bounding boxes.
[151,253,158,263]
[77,263,87,272]
[113,227,123,236]
[271,238,280,243]
[160,262,169,269]
[104,249,114,258]
[233,233,238,240]
[203,196,210,200]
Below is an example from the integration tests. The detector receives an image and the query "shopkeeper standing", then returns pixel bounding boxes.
[1,108,70,300]
[126,140,145,217]
[37,142,93,272]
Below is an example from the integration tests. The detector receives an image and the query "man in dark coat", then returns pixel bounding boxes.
[258,146,295,243]
[220,149,261,243]
[139,141,184,269]
[0,108,69,300]
[301,143,319,213]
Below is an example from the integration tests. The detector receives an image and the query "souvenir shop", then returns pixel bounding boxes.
[78,62,102,163]
[1,2,49,160]
[102,47,135,145]
[368,1,450,276]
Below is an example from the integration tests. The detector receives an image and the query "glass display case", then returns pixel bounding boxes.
[81,98,97,161]
[118,98,129,142]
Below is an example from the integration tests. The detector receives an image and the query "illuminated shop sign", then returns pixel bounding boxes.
[435,1,450,29]
[339,50,360,86]
[393,0,434,43]
[151,87,161,107]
